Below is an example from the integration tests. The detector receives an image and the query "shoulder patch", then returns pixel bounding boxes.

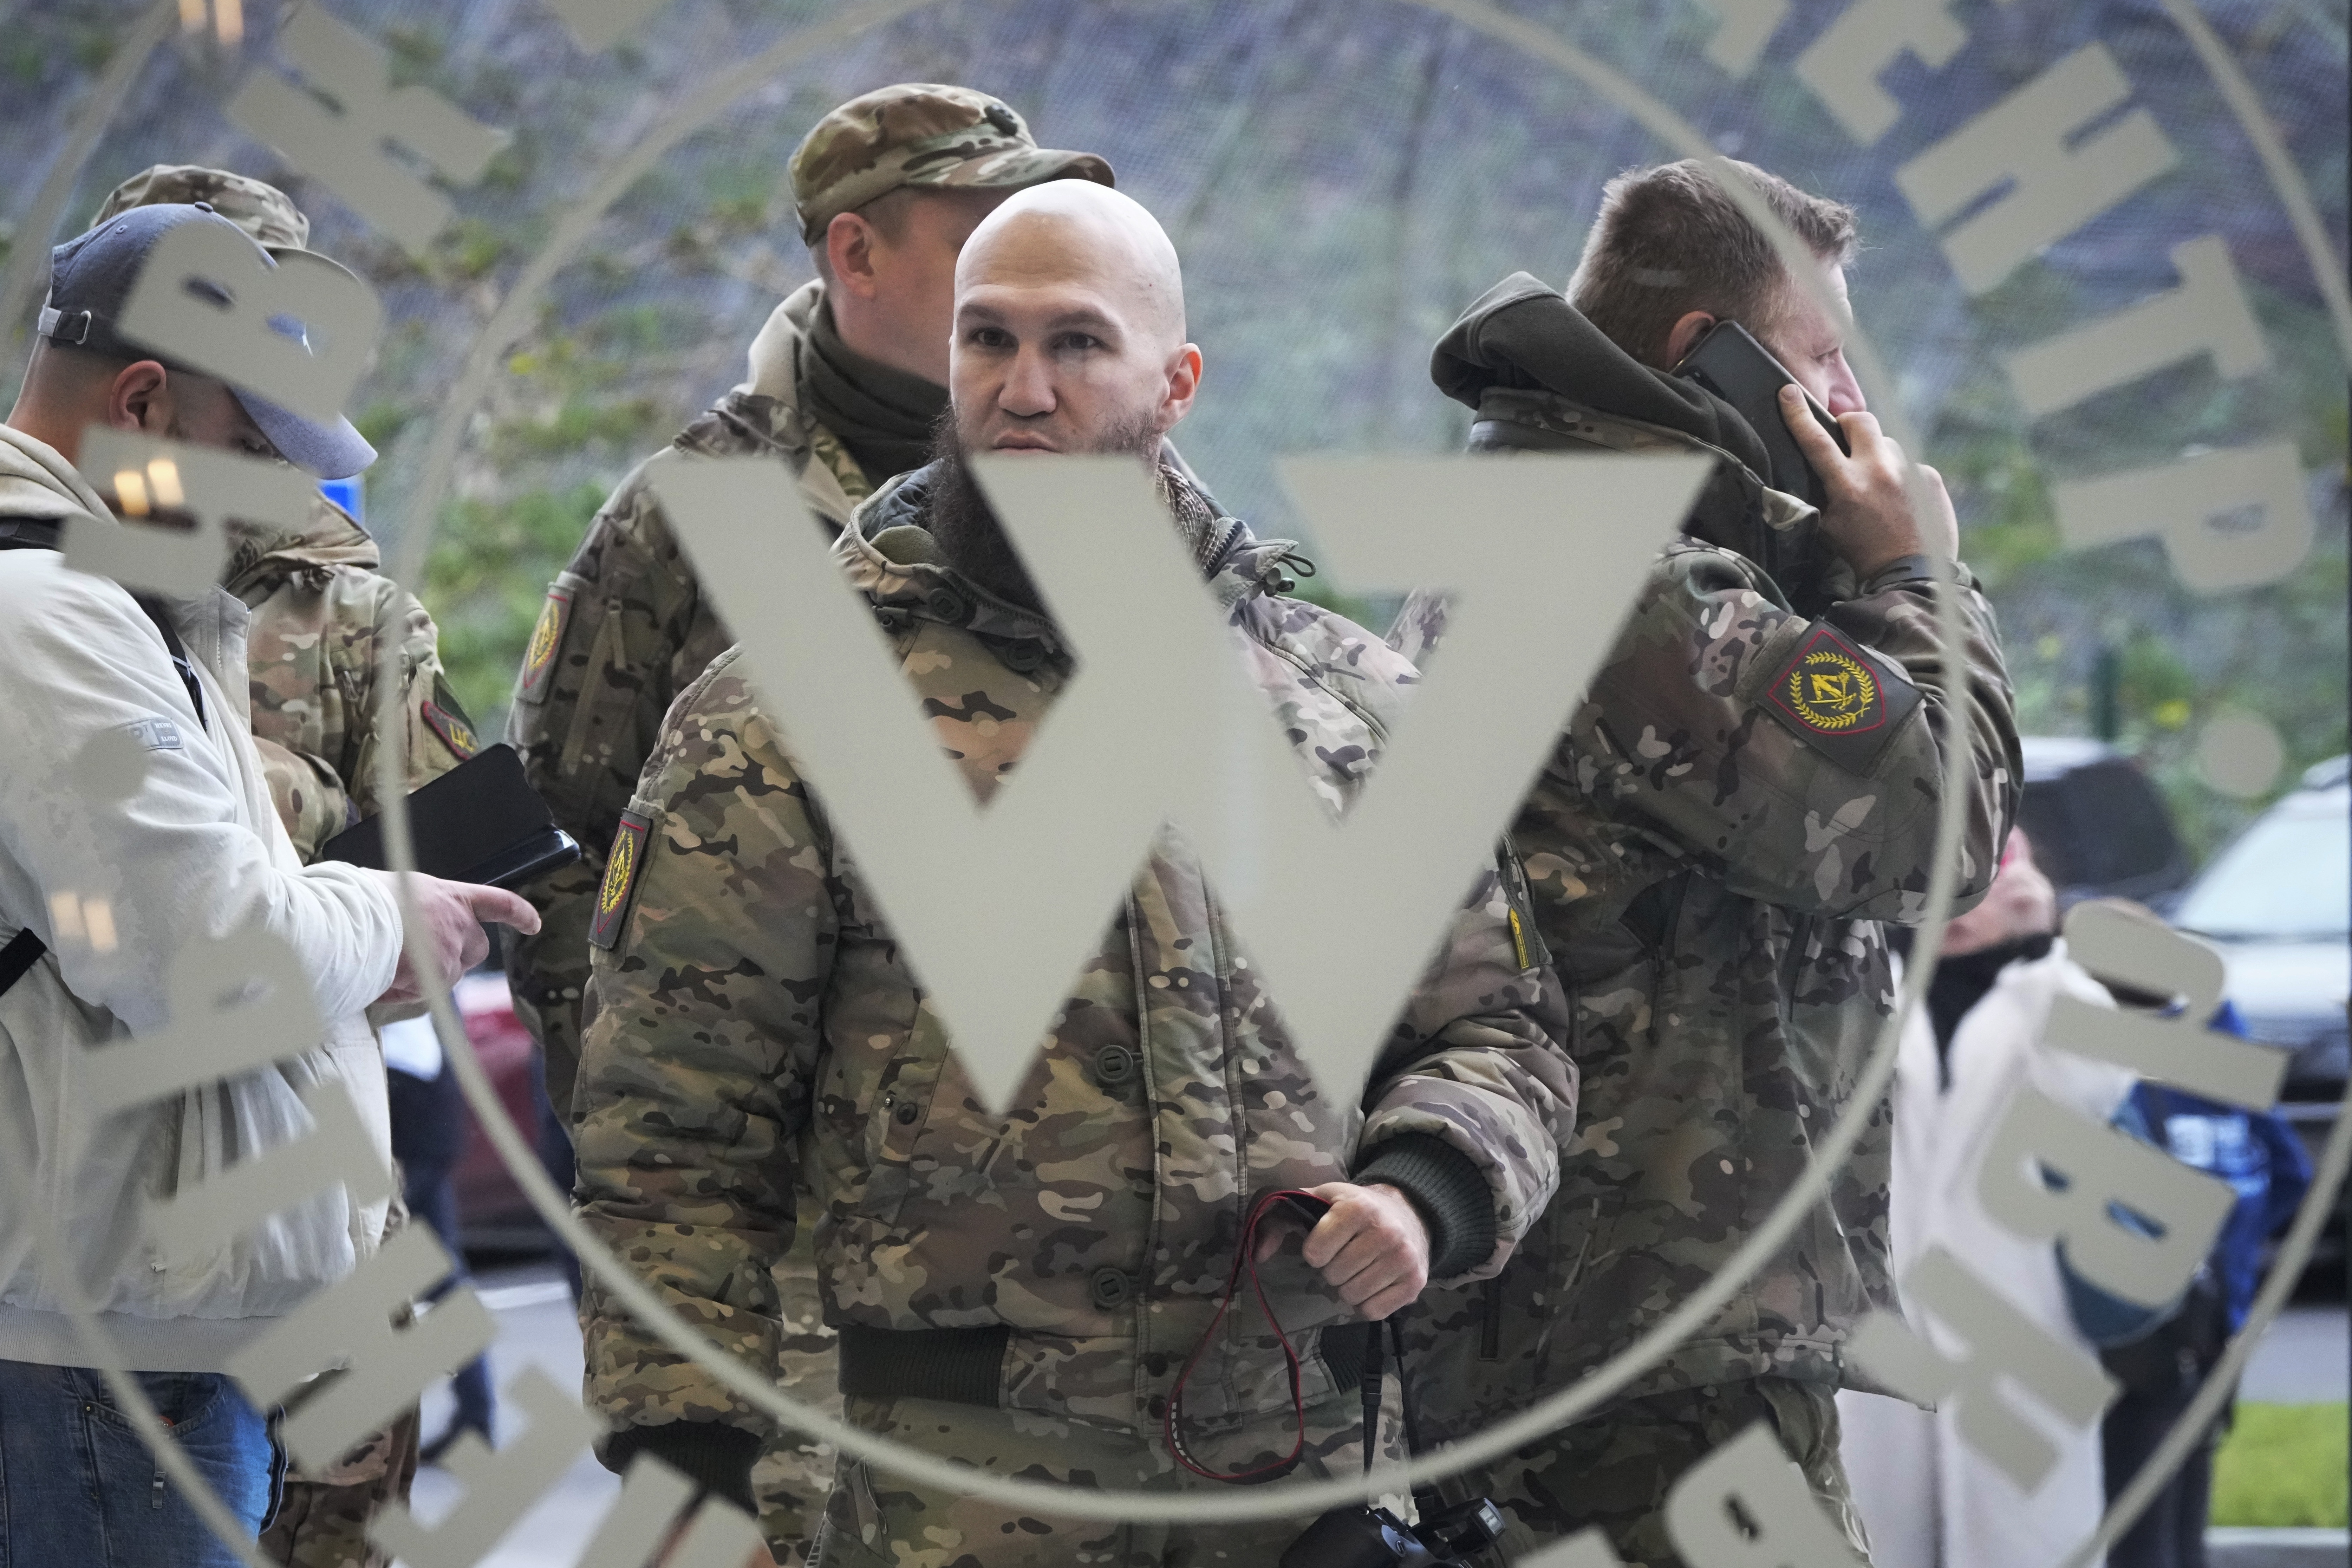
[518,583,573,701]
[420,685,479,759]
[1761,623,1922,774]
[589,809,652,951]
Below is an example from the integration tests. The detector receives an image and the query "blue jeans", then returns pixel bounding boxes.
[0,1358,282,1567]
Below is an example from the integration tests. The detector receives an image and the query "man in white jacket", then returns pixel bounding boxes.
[1837,831,2131,1568]
[0,202,537,1567]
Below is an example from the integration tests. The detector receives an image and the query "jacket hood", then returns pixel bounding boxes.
[836,459,1301,653]
[0,423,111,529]
[742,279,823,408]
[1432,273,1842,600]
[221,494,380,604]
[1432,273,1775,482]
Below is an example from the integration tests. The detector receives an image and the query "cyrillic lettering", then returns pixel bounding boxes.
[228,1224,495,1468]
[79,926,324,1117]
[1794,0,1967,145]
[115,218,382,420]
[1521,1530,1631,1567]
[368,1366,594,1567]
[2006,235,2268,417]
[2054,901,2289,1108]
[68,429,313,598]
[1895,45,2178,294]
[2051,440,2314,592]
[1849,1245,2117,1490]
[1976,1087,2234,1307]
[539,0,673,54]
[146,1079,394,1264]
[225,3,505,254]
[1695,0,1791,76]
[1662,1421,1868,1566]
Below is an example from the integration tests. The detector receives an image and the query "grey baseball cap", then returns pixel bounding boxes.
[36,203,376,480]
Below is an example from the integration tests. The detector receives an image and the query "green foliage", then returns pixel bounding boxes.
[424,482,606,728]
[2211,1403,2350,1527]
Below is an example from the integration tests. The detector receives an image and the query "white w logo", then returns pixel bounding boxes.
[653,453,1707,1109]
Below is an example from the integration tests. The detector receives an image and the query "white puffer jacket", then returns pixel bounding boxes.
[0,424,403,1372]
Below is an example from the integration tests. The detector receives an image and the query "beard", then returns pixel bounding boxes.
[923,408,1165,614]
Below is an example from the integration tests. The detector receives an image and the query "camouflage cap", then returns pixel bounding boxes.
[89,164,310,251]
[790,84,1114,245]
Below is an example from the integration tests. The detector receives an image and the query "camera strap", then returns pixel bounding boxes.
[1164,1187,1331,1485]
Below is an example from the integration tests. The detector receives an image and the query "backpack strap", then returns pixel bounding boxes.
[0,513,208,729]
[133,594,207,730]
[0,928,46,1002]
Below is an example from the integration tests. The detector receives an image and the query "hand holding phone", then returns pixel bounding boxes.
[1777,388,1959,577]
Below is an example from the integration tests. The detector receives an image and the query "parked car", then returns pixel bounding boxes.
[2014,736,2192,908]
[2170,755,2351,1270]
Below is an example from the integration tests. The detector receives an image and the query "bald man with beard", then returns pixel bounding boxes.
[569,183,1575,1566]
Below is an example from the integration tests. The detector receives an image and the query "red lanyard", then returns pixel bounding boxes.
[1163,1188,1332,1484]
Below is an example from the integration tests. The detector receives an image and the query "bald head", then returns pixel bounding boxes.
[959,181,1185,345]
[947,182,1200,462]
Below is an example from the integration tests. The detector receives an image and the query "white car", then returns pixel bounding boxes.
[2171,756,2351,1265]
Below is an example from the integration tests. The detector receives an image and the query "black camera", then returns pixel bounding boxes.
[1279,1494,1505,1568]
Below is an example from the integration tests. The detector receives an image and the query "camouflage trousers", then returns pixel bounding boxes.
[808,1390,1375,1567]
[257,1404,421,1567]
[754,1236,842,1566]
[1432,1378,1872,1568]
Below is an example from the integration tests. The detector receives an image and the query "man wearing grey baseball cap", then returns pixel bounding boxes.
[12,202,377,481]
[0,203,538,1566]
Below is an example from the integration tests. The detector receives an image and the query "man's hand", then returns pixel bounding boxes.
[376,872,541,1005]
[1253,1182,1432,1321]
[1780,384,1959,578]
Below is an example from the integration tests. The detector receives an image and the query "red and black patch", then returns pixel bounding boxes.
[1760,623,1920,774]
[517,584,572,701]
[420,682,479,760]
[588,809,651,951]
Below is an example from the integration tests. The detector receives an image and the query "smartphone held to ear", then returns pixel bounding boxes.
[1672,319,1849,511]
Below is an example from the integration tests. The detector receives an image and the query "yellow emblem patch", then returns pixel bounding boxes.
[589,809,652,949]
[1783,644,1879,733]
[1761,624,1920,773]
[519,585,572,700]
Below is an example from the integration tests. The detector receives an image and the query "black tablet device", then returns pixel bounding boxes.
[318,743,579,889]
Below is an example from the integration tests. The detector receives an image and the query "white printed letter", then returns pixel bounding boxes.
[1896,45,2177,294]
[1849,1246,2117,1490]
[1976,1087,2234,1308]
[2051,441,2314,592]
[1794,0,1967,145]
[1663,1422,1868,1566]
[226,4,506,253]
[2006,236,2268,418]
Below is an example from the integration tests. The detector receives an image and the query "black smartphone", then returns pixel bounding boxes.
[1672,319,1850,510]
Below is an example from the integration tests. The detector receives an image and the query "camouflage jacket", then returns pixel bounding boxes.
[572,463,1576,1486]
[504,280,875,1114]
[229,496,476,860]
[1398,275,2020,1439]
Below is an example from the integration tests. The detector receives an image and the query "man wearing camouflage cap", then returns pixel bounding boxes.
[502,84,1110,1563]
[87,166,484,1568]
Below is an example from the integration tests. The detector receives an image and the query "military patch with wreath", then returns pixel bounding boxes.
[589,809,651,950]
[518,584,572,701]
[1762,623,1920,774]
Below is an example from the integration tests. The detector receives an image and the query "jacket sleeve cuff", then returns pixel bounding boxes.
[1353,1131,1497,1281]
[600,1421,761,1514]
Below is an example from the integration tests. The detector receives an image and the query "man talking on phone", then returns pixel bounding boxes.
[1393,160,2020,1564]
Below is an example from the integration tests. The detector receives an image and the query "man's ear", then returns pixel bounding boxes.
[1159,343,1203,431]
[825,211,882,300]
[107,360,173,435]
[1661,311,1717,369]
